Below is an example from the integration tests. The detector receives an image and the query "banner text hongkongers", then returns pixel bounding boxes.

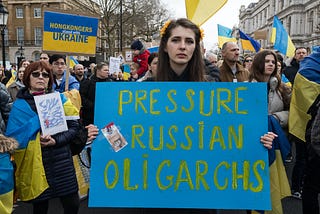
[43,11,98,55]
[89,82,271,210]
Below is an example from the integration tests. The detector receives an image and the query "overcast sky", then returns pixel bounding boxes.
[159,0,258,50]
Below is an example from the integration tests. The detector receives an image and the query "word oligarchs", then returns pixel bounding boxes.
[118,87,249,116]
[103,157,266,192]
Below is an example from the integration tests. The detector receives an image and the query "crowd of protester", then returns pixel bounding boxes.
[0,17,319,214]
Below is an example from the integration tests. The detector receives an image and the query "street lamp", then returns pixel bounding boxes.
[0,1,8,71]
[18,45,24,67]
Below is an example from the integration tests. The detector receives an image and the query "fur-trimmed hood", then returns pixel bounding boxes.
[0,134,18,153]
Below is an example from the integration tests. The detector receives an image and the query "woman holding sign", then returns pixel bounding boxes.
[249,50,292,214]
[142,18,277,214]
[6,61,81,214]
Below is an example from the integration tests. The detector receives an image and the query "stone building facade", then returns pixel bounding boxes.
[239,0,320,51]
[1,0,100,65]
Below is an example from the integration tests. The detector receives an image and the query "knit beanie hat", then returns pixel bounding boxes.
[130,40,143,51]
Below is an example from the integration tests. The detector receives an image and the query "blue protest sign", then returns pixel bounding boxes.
[89,82,270,210]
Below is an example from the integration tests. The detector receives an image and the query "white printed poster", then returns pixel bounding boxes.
[109,57,121,74]
[34,92,68,135]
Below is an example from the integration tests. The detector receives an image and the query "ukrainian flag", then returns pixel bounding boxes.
[270,16,295,57]
[185,0,228,26]
[6,93,79,201]
[217,24,236,48]
[69,56,79,69]
[5,69,17,88]
[0,153,14,214]
[239,30,261,52]
[289,49,320,142]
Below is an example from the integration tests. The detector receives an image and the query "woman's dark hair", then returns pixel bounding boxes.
[19,59,30,69]
[23,61,54,92]
[242,55,253,66]
[156,18,205,81]
[250,50,291,109]
[249,50,278,82]
[148,52,159,65]
[276,52,286,73]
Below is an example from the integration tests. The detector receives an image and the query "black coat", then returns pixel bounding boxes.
[16,88,79,201]
[203,58,220,82]
[283,58,299,85]
[80,75,112,126]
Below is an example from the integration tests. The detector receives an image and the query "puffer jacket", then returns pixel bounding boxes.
[0,83,12,134]
[268,77,291,128]
[283,58,299,85]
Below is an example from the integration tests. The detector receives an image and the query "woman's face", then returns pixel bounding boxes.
[165,26,196,72]
[18,69,24,81]
[96,65,109,79]
[149,57,158,75]
[264,54,276,77]
[29,68,50,92]
[244,57,253,69]
[277,61,282,74]
[22,60,30,68]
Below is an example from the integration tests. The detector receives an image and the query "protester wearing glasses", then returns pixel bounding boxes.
[50,54,79,93]
[243,55,253,72]
[219,42,250,82]
[5,61,82,214]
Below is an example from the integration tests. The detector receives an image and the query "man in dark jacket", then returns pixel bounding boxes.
[285,47,308,199]
[283,47,308,85]
[219,42,249,82]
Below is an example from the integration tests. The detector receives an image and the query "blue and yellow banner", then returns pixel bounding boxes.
[217,24,237,48]
[89,82,271,210]
[239,30,261,53]
[289,49,320,141]
[186,0,228,26]
[43,11,98,55]
[0,153,14,214]
[270,16,295,57]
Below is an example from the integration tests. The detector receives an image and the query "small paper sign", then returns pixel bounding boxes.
[109,57,121,74]
[34,92,68,135]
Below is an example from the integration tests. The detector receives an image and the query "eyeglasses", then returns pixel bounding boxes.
[31,71,50,78]
[53,62,66,66]
[245,59,253,62]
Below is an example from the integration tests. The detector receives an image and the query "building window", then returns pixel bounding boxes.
[17,27,24,45]
[34,8,41,18]
[35,27,42,45]
[308,11,314,34]
[287,16,291,35]
[16,8,23,18]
